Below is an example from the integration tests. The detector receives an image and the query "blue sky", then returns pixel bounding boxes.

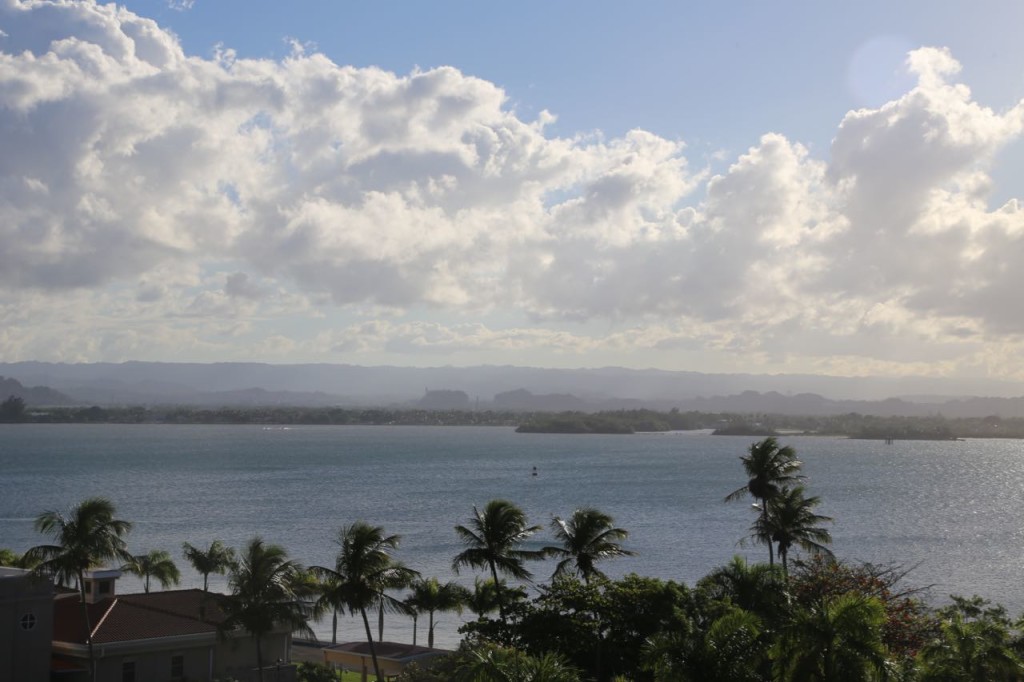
[2,0,1024,381]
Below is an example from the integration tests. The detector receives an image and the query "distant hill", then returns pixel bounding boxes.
[0,376,73,406]
[2,361,1024,418]
[494,389,587,412]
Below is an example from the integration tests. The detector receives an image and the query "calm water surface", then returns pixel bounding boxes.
[2,424,1023,648]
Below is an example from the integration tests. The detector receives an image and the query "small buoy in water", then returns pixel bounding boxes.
[532,466,538,477]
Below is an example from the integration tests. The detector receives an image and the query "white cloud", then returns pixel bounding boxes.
[2,1,1024,378]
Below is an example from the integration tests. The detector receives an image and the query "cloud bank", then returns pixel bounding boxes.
[1,0,1023,377]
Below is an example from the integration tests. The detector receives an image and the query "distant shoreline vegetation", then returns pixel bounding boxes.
[2,403,1023,439]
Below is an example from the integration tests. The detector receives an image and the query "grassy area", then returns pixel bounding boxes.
[338,671,364,681]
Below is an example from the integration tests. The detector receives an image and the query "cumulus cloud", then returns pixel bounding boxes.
[2,1,1024,377]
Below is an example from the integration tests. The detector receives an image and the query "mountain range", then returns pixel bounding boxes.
[3,361,1024,418]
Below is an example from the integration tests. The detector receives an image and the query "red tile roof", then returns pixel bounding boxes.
[53,589,228,645]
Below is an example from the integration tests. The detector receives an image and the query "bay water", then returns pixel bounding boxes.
[2,424,1023,649]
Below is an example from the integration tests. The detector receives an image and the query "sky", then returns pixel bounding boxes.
[2,1,1024,380]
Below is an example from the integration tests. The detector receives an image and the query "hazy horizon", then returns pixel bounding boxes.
[2,2,1023,380]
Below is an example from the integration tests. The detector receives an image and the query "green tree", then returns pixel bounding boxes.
[456,643,582,682]
[25,497,133,682]
[697,555,786,622]
[725,437,804,567]
[917,596,1023,682]
[466,578,527,619]
[453,500,545,622]
[313,569,347,645]
[310,522,419,682]
[749,486,833,576]
[0,547,38,569]
[545,508,635,584]
[121,549,181,593]
[218,537,311,682]
[774,593,889,681]
[788,556,938,664]
[182,539,236,591]
[296,662,341,682]
[643,606,765,682]
[407,577,471,648]
[0,395,26,420]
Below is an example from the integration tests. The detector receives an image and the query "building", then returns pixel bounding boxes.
[321,640,451,680]
[50,569,296,682]
[0,566,54,682]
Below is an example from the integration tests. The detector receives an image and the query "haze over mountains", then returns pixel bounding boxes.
[3,362,1024,418]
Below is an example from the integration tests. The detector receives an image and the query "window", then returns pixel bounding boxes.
[171,654,184,679]
[121,661,135,682]
[20,613,36,630]
[98,580,112,595]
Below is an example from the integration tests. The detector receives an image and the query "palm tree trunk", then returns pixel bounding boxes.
[144,573,150,593]
[428,610,434,649]
[79,571,97,682]
[411,613,417,646]
[378,600,384,643]
[332,607,338,645]
[488,560,506,623]
[256,635,264,682]
[361,607,384,682]
[203,572,209,592]
[762,503,775,566]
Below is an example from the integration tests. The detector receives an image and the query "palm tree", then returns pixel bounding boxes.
[310,522,419,682]
[749,486,833,576]
[457,644,582,682]
[545,507,635,584]
[918,609,1023,681]
[24,497,133,682]
[644,607,765,682]
[182,540,236,591]
[466,577,526,619]
[698,555,785,620]
[452,500,545,622]
[121,549,181,593]
[314,570,347,645]
[0,547,38,569]
[218,537,311,682]
[407,577,471,648]
[774,593,889,681]
[725,437,804,566]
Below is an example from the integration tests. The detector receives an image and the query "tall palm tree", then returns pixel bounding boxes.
[749,486,833,576]
[218,537,311,682]
[182,539,236,592]
[407,577,471,648]
[775,593,889,681]
[452,500,545,622]
[725,437,804,566]
[24,497,133,682]
[121,549,181,593]
[310,522,419,682]
[545,507,635,584]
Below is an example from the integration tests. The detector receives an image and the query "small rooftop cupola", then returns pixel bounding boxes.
[82,569,121,604]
